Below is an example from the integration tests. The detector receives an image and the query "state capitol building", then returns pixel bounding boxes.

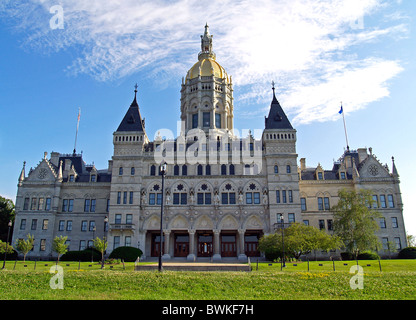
[12,25,407,261]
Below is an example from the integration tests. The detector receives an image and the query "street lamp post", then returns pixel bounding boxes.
[91,225,96,263]
[158,162,167,272]
[102,216,109,269]
[2,221,12,269]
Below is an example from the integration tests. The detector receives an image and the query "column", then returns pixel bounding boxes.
[238,229,247,261]
[162,230,171,260]
[213,229,221,261]
[187,230,196,261]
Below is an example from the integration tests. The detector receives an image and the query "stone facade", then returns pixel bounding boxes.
[11,26,407,260]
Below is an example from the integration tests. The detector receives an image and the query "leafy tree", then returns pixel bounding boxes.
[407,233,415,247]
[0,196,15,242]
[52,236,69,263]
[93,237,108,268]
[259,223,341,261]
[0,240,15,255]
[15,234,34,262]
[332,189,382,259]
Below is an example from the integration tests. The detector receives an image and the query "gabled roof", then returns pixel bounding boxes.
[264,87,293,130]
[116,89,145,132]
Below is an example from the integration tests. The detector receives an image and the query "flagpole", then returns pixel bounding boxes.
[73,107,81,155]
[340,102,350,152]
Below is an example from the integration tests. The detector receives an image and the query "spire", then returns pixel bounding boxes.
[264,81,293,130]
[392,156,399,177]
[199,23,215,60]
[116,84,145,132]
[18,161,26,184]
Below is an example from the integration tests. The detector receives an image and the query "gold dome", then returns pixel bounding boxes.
[186,58,228,81]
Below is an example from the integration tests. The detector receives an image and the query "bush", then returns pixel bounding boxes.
[341,252,354,260]
[61,248,101,262]
[398,247,416,259]
[109,246,142,262]
[357,251,379,260]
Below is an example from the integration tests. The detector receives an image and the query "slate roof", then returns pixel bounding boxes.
[116,92,145,132]
[264,89,293,130]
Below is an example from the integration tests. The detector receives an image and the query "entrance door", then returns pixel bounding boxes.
[151,234,164,257]
[244,233,261,257]
[174,234,189,257]
[197,233,213,257]
[221,234,236,257]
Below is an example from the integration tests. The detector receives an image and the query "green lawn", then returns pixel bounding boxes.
[0,260,415,300]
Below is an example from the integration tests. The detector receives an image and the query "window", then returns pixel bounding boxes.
[42,219,49,230]
[91,175,96,182]
[150,165,156,176]
[119,167,123,176]
[301,198,307,211]
[197,193,211,205]
[318,197,323,211]
[84,199,90,212]
[106,199,110,212]
[69,175,75,182]
[391,217,398,228]
[303,220,309,226]
[125,236,132,247]
[276,190,280,204]
[388,194,394,208]
[182,165,187,176]
[327,219,333,231]
[282,190,287,203]
[38,198,44,210]
[45,198,51,211]
[197,164,203,175]
[20,219,26,230]
[288,190,293,203]
[115,214,122,224]
[31,219,37,230]
[288,213,295,223]
[173,193,187,205]
[114,236,120,249]
[382,237,389,250]
[174,165,179,176]
[380,195,387,208]
[229,164,235,175]
[23,198,29,210]
[31,198,37,210]
[274,165,278,174]
[318,172,323,180]
[324,197,330,210]
[286,165,291,173]
[215,113,221,128]
[59,220,65,231]
[246,192,252,204]
[89,221,96,231]
[68,199,73,212]
[131,167,135,175]
[221,192,236,205]
[126,214,133,224]
[340,172,346,179]
[372,195,378,208]
[192,114,198,129]
[394,237,402,250]
[203,112,210,127]
[79,240,86,251]
[246,192,260,204]
[206,164,211,175]
[129,192,134,204]
[319,220,325,230]
[380,218,386,228]
[149,193,155,205]
[66,220,72,231]
[40,239,46,251]
[221,164,227,175]
[117,192,121,204]
[123,191,127,204]
[81,220,87,231]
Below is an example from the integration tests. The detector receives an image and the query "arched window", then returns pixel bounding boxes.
[150,165,156,176]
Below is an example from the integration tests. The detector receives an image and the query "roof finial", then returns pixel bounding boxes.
[134,83,138,97]
[271,80,275,94]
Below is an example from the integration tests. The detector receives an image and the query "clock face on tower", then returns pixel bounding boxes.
[38,168,48,179]
[367,165,379,176]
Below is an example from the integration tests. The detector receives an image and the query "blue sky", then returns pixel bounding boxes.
[0,0,415,236]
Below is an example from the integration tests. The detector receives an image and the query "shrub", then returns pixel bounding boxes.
[61,248,101,262]
[398,247,416,259]
[357,251,379,260]
[341,252,354,260]
[109,246,142,262]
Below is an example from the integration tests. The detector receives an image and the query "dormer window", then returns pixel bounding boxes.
[318,172,323,180]
[69,175,74,182]
[90,175,96,182]
[340,172,346,180]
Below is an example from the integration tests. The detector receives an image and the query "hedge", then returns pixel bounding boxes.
[109,246,143,262]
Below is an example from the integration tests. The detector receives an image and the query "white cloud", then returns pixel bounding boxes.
[0,0,408,124]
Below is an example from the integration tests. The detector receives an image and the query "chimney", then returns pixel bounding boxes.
[357,148,368,164]
[300,158,306,170]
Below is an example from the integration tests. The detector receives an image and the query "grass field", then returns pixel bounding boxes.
[0,260,415,300]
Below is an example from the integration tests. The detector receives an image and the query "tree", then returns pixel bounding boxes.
[0,196,15,242]
[407,233,415,247]
[258,223,342,261]
[93,237,108,269]
[52,236,69,263]
[332,189,382,259]
[0,240,15,255]
[15,234,34,262]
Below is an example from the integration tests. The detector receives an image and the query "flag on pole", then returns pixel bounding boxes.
[338,105,343,114]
